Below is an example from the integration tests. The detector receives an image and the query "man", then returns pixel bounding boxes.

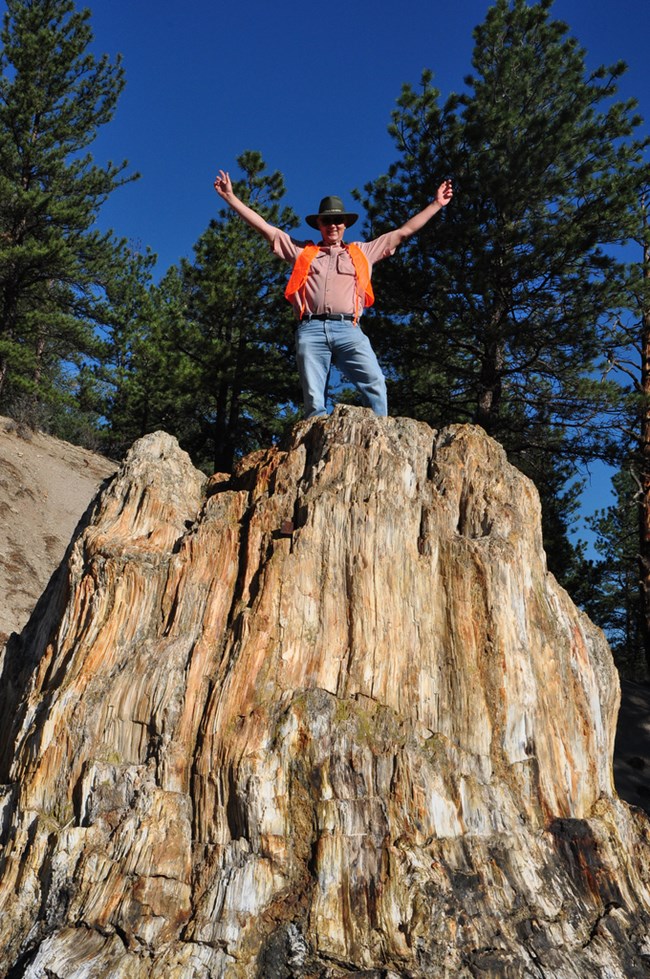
[214,170,453,418]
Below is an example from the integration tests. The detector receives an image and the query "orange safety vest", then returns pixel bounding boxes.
[284,242,375,324]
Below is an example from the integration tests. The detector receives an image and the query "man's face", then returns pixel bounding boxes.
[317,218,346,246]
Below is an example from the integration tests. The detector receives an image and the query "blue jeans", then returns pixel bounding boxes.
[295,317,388,418]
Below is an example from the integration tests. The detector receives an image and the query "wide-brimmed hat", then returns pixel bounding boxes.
[306,195,358,229]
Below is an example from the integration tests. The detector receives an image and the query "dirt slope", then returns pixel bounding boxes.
[0,415,117,645]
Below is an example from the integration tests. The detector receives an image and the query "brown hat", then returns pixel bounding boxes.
[306,195,359,229]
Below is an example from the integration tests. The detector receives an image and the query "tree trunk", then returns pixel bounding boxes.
[0,290,18,401]
[0,356,8,399]
[32,331,46,399]
[2,410,650,977]
[638,229,650,674]
[476,334,506,432]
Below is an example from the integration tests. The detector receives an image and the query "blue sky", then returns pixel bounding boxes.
[3,0,650,535]
[75,0,650,276]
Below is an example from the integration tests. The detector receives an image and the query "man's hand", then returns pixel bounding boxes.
[214,170,234,201]
[435,179,453,208]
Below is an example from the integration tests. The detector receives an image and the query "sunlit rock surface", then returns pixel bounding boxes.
[1,406,650,978]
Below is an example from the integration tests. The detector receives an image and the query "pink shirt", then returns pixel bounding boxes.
[271,228,401,319]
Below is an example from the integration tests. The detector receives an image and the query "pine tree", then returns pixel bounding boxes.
[102,153,302,473]
[90,241,162,456]
[101,262,217,463]
[599,188,650,670]
[171,151,301,472]
[357,0,648,588]
[586,467,646,677]
[0,0,135,423]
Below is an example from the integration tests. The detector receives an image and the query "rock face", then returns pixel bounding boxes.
[1,406,650,978]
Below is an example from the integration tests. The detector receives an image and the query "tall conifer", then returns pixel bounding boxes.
[178,152,300,472]
[357,0,648,585]
[0,0,134,420]
[101,153,301,472]
[599,191,650,670]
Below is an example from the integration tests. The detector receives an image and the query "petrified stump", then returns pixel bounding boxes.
[1,406,650,978]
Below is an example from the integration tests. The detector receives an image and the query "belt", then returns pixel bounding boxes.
[300,313,354,322]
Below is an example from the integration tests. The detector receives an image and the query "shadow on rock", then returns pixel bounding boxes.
[615,679,650,814]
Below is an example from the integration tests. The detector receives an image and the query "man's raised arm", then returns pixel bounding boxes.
[214,170,277,243]
[391,179,454,245]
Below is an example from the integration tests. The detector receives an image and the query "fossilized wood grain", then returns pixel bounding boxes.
[1,407,650,978]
